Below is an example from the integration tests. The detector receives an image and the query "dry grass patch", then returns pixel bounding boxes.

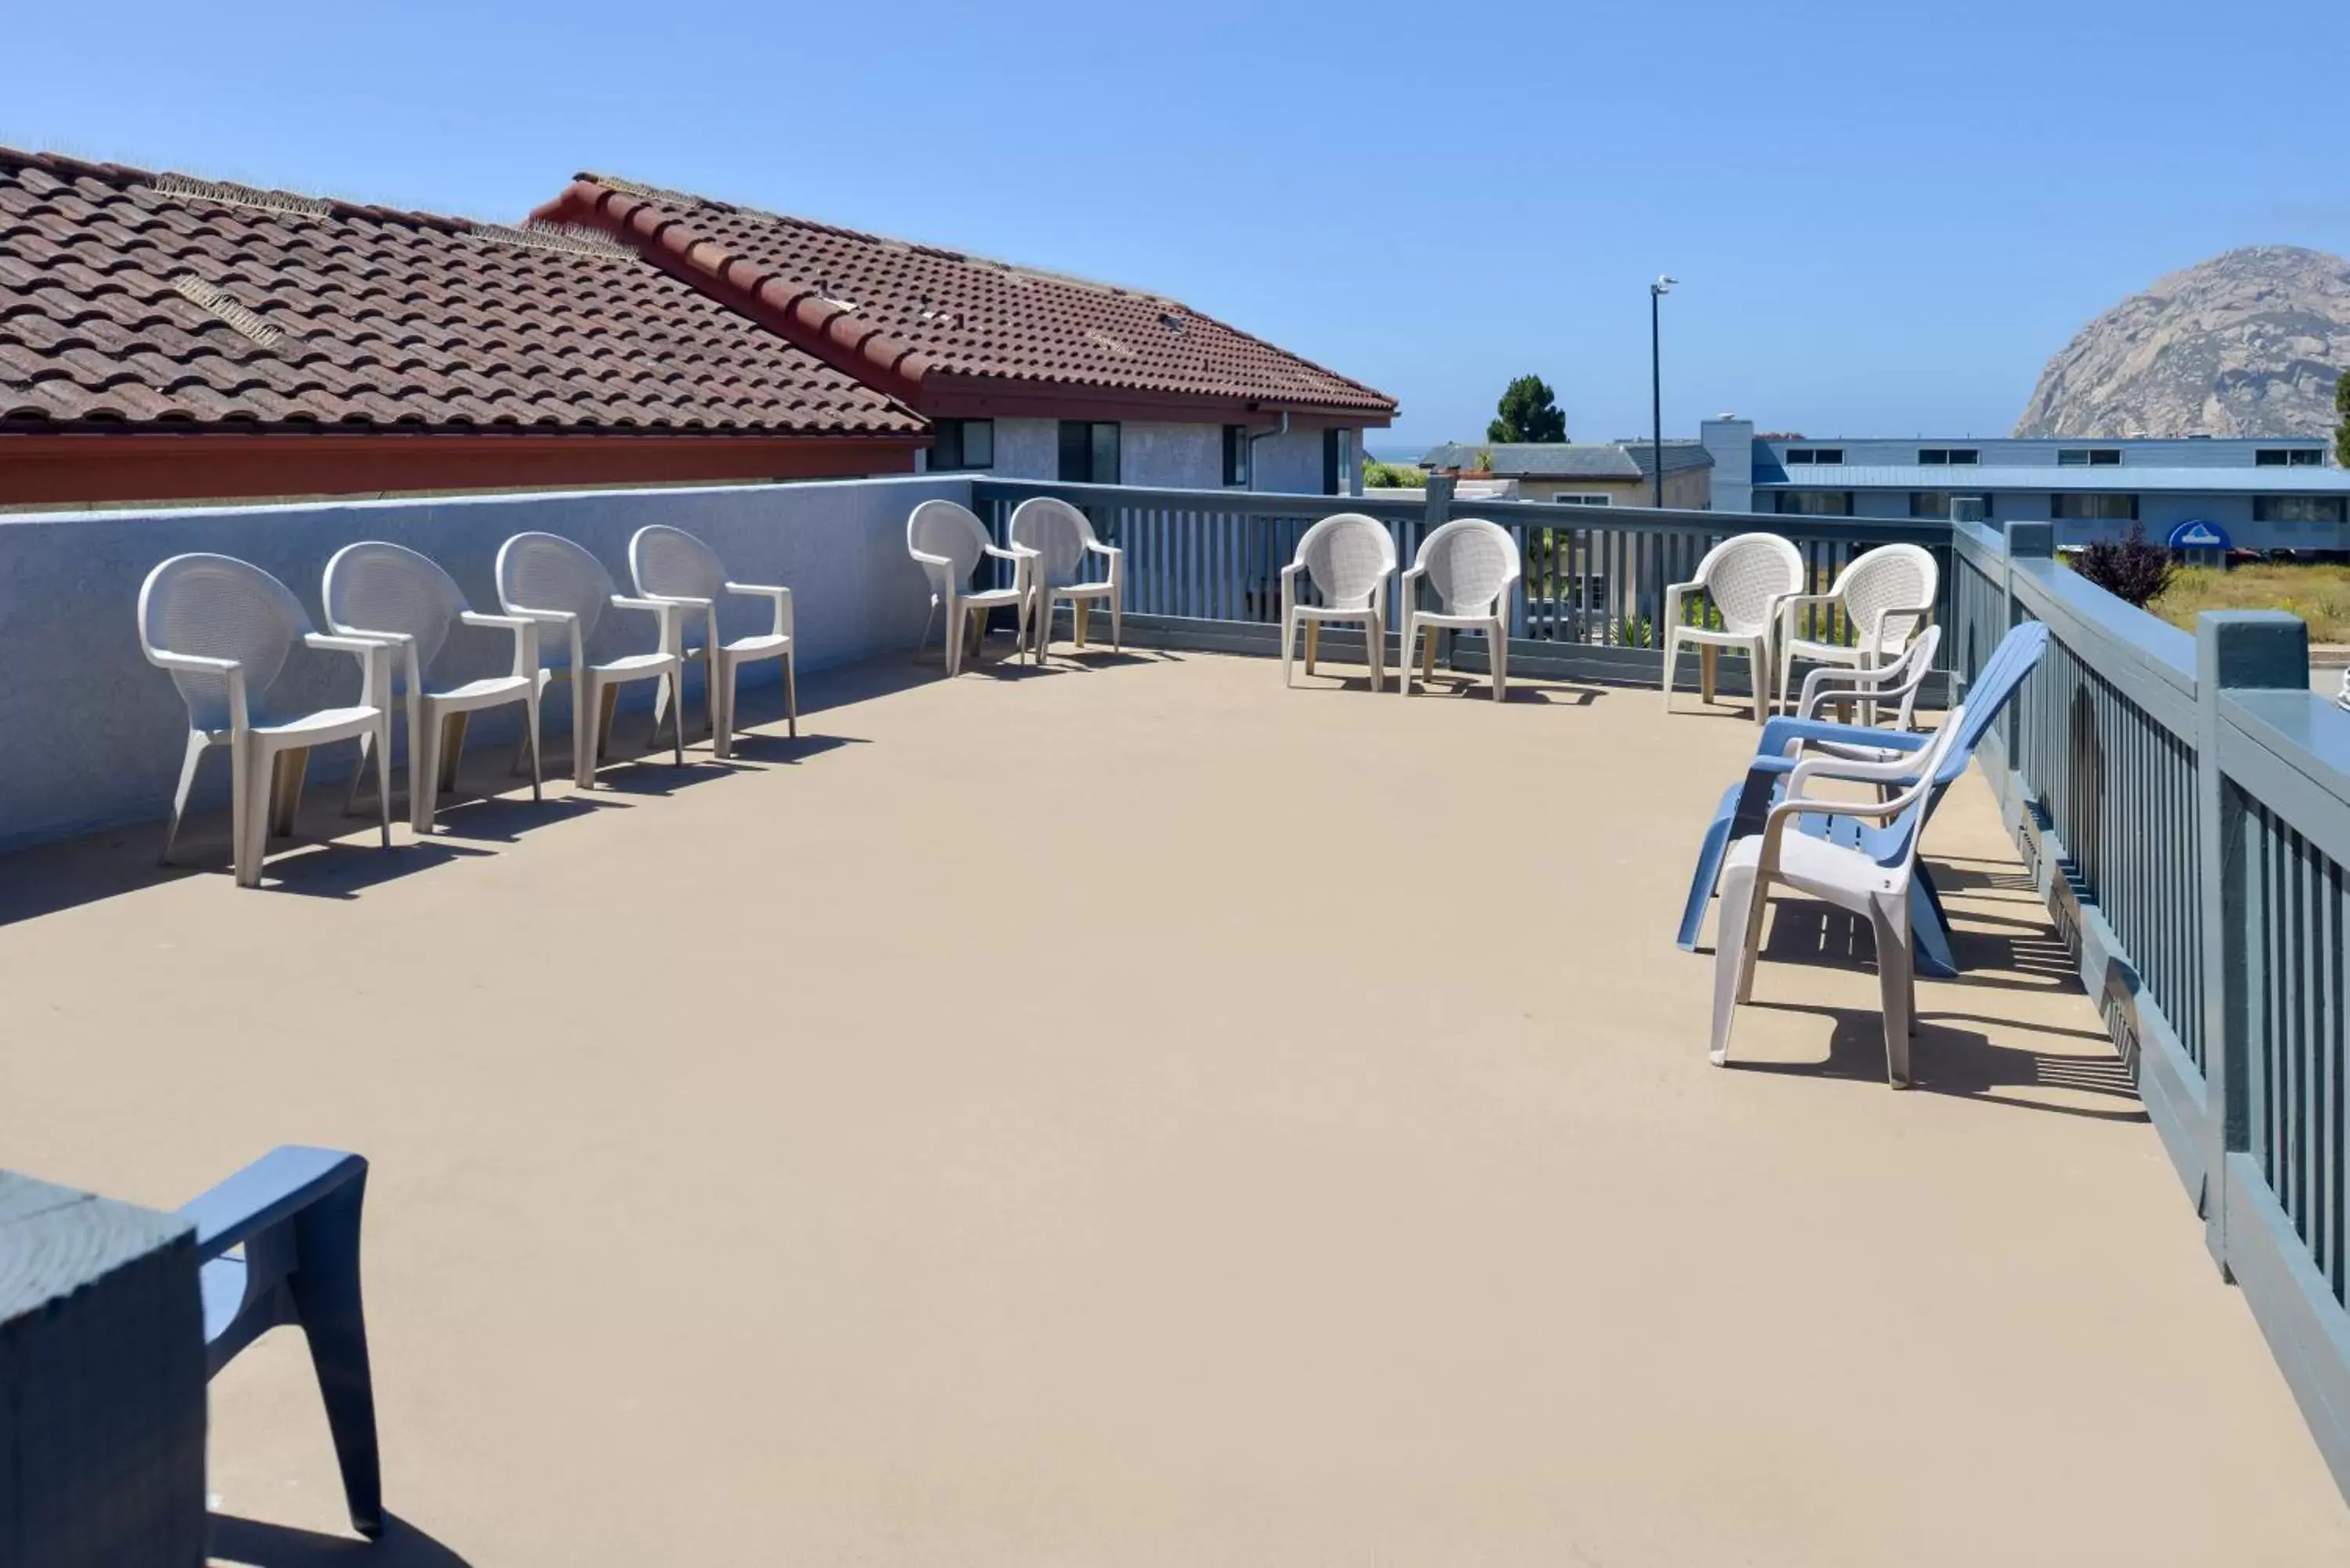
[2149,562,2350,644]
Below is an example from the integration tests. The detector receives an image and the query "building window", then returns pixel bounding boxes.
[2050,493,2138,520]
[1223,425,1251,487]
[1322,428,1348,495]
[2256,448,2326,468]
[928,418,993,471]
[1774,490,1853,517]
[2057,449,2123,467]
[1058,421,1120,484]
[1911,491,1992,519]
[2254,496,2349,524]
[1918,448,1979,465]
[1554,493,1614,506]
[1784,448,1843,465]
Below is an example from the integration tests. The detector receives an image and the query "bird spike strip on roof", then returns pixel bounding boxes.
[170,276,285,350]
[465,223,636,260]
[150,173,332,219]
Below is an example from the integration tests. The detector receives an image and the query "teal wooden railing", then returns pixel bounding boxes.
[1954,517,2350,1498]
[971,478,1954,689]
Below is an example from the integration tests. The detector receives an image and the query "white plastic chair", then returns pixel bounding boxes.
[1710,708,1968,1087]
[1775,544,1938,717]
[139,553,393,888]
[1401,517,1520,701]
[907,500,1033,676]
[1661,533,1806,724]
[1007,497,1122,661]
[1785,624,1943,766]
[494,533,685,789]
[1281,513,1397,691]
[628,525,798,760]
[323,542,541,833]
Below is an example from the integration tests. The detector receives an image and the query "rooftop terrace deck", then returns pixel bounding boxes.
[6,646,2347,1566]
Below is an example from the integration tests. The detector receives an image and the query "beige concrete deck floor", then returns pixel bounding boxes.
[5,643,2348,1567]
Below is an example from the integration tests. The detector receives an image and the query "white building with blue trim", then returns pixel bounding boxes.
[1701,417,2350,552]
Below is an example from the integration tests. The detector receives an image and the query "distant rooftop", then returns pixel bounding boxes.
[1754,464,2350,493]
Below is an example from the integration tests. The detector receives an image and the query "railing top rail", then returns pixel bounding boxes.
[970,477,1956,544]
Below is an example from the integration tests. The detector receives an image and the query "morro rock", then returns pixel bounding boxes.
[2014,245,2349,439]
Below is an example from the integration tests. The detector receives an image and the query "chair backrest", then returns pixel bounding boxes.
[322,541,468,679]
[1881,623,1943,731]
[1293,513,1397,609]
[907,500,989,590]
[1878,706,1970,870]
[1007,497,1098,589]
[496,533,613,644]
[1831,544,1939,653]
[138,553,312,732]
[1415,518,1518,616]
[1936,620,2049,786]
[1694,533,1806,632]
[630,525,728,605]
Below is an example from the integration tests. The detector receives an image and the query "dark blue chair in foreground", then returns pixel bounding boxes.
[1675,620,2049,975]
[182,1146,381,1539]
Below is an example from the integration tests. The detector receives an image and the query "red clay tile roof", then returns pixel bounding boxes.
[0,149,922,438]
[533,177,1397,423]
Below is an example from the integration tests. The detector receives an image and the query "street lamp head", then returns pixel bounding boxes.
[1652,275,1678,295]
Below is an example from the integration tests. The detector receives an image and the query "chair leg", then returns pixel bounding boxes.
[1677,806,1737,951]
[1111,594,1122,652]
[1491,620,1506,702]
[1282,612,1296,686]
[714,654,736,760]
[1400,620,1416,696]
[161,732,208,866]
[785,651,799,739]
[1873,898,1914,1087]
[574,674,601,789]
[523,691,543,803]
[1661,627,1680,708]
[269,746,308,840]
[285,1173,384,1539]
[372,718,392,850]
[1711,862,1761,1066]
[1749,636,1770,724]
[667,671,685,767]
[701,649,717,740]
[1912,862,1958,979]
[1778,640,1797,719]
[945,598,963,677]
[411,702,441,835]
[598,682,623,765]
[234,740,270,889]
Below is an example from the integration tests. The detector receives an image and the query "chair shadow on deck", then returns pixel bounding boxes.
[1723,898,2143,1120]
[210,1512,471,1568]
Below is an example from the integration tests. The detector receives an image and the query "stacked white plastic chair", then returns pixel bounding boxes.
[1774,544,1939,718]
[322,541,541,833]
[1787,624,1943,764]
[1709,709,1968,1087]
[495,532,685,789]
[1400,517,1520,701]
[139,553,393,888]
[1281,513,1398,691]
[1661,533,1806,724]
[906,500,1033,676]
[1007,497,1122,662]
[628,525,798,760]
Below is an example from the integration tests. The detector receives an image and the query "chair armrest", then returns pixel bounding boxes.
[324,627,421,699]
[1083,540,1120,558]
[457,612,539,677]
[148,649,242,676]
[611,595,685,655]
[459,612,530,630]
[641,593,715,609]
[305,632,393,696]
[1664,580,1701,598]
[1759,714,1932,761]
[1787,746,1932,797]
[908,548,953,570]
[982,543,1037,562]
[727,582,793,638]
[179,1145,367,1264]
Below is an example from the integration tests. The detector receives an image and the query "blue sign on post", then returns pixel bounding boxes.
[2168,519,2230,551]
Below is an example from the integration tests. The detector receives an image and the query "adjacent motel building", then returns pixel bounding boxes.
[1702,417,2350,553]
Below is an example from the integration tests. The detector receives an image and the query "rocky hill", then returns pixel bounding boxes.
[2014,245,2350,439]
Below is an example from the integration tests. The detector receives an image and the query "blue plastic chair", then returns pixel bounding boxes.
[180,1146,381,1539]
[1674,620,2049,974]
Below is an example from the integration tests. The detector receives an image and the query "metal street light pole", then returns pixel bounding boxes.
[1650,276,1676,508]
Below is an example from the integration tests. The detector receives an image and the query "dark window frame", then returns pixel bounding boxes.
[1909,490,1994,520]
[2254,495,2349,525]
[2050,492,2139,521]
[2057,448,2124,468]
[1058,421,1121,484]
[1773,489,1854,517]
[929,417,995,472]
[1784,447,1843,466]
[1222,425,1251,487]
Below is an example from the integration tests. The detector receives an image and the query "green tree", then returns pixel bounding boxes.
[2337,369,2348,468]
[1486,374,1567,443]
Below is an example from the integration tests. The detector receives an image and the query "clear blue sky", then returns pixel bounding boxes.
[9,0,2345,457]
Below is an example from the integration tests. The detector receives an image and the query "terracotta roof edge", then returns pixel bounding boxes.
[538,179,937,406]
